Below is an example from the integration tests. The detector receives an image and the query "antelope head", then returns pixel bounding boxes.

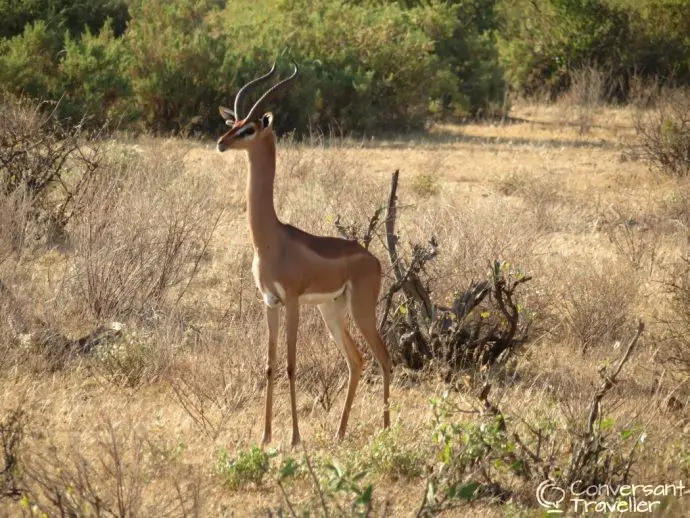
[217,63,299,152]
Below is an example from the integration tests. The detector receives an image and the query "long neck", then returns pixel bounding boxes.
[246,134,281,253]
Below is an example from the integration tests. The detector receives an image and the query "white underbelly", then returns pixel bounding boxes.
[299,284,347,305]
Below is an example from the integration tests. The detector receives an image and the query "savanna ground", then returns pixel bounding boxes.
[1,100,689,516]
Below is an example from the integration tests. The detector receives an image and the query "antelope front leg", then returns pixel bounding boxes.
[262,306,280,445]
[285,299,301,446]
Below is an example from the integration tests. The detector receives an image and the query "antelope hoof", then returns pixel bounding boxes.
[291,433,301,447]
[262,433,272,446]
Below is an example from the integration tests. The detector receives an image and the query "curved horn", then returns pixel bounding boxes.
[233,63,277,120]
[244,63,299,122]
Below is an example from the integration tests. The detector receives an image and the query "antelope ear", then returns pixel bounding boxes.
[261,112,274,129]
[219,106,236,124]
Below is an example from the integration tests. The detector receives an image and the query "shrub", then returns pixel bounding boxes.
[556,259,637,353]
[411,173,439,198]
[214,0,469,133]
[363,427,424,480]
[635,87,690,177]
[217,446,276,489]
[69,146,222,320]
[0,0,129,40]
[0,95,102,249]
[61,23,133,123]
[124,0,227,133]
[0,0,508,134]
[662,258,690,376]
[497,0,690,100]
[0,21,63,100]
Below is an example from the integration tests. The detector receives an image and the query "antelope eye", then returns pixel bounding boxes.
[238,126,255,138]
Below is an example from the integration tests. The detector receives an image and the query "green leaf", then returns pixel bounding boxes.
[356,484,373,505]
[279,457,298,479]
[455,481,479,500]
[352,470,368,481]
[600,417,615,431]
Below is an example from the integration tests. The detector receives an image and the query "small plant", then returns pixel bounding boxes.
[411,173,438,198]
[323,462,374,516]
[216,446,276,489]
[364,427,423,480]
[276,451,375,516]
[604,212,660,274]
[92,327,157,387]
[496,170,527,196]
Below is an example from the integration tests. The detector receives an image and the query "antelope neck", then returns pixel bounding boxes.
[246,134,281,254]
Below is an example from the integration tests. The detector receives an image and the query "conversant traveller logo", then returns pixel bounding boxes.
[537,480,566,513]
[536,479,687,513]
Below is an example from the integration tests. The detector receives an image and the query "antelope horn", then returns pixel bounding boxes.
[234,63,277,120]
[244,63,299,122]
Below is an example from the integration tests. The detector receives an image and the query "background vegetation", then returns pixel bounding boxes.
[0,0,688,134]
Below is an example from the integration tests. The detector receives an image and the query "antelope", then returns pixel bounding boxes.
[216,63,391,446]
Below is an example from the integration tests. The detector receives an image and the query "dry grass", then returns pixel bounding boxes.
[1,102,689,516]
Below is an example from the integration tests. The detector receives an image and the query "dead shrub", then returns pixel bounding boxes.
[20,420,202,517]
[337,171,533,374]
[634,87,690,177]
[660,258,690,376]
[0,187,33,264]
[556,259,638,353]
[170,352,259,440]
[300,325,348,415]
[562,65,611,134]
[519,173,567,233]
[0,96,105,249]
[69,148,222,320]
[603,211,661,274]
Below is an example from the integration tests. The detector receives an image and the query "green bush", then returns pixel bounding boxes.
[124,0,227,133]
[0,21,62,100]
[2,0,688,133]
[0,0,508,135]
[363,427,424,480]
[213,0,478,133]
[217,446,276,488]
[61,23,132,122]
[497,0,690,99]
[0,0,129,40]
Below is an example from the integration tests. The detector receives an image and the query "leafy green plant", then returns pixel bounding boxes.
[363,427,424,480]
[276,452,374,516]
[322,461,373,517]
[216,445,277,489]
